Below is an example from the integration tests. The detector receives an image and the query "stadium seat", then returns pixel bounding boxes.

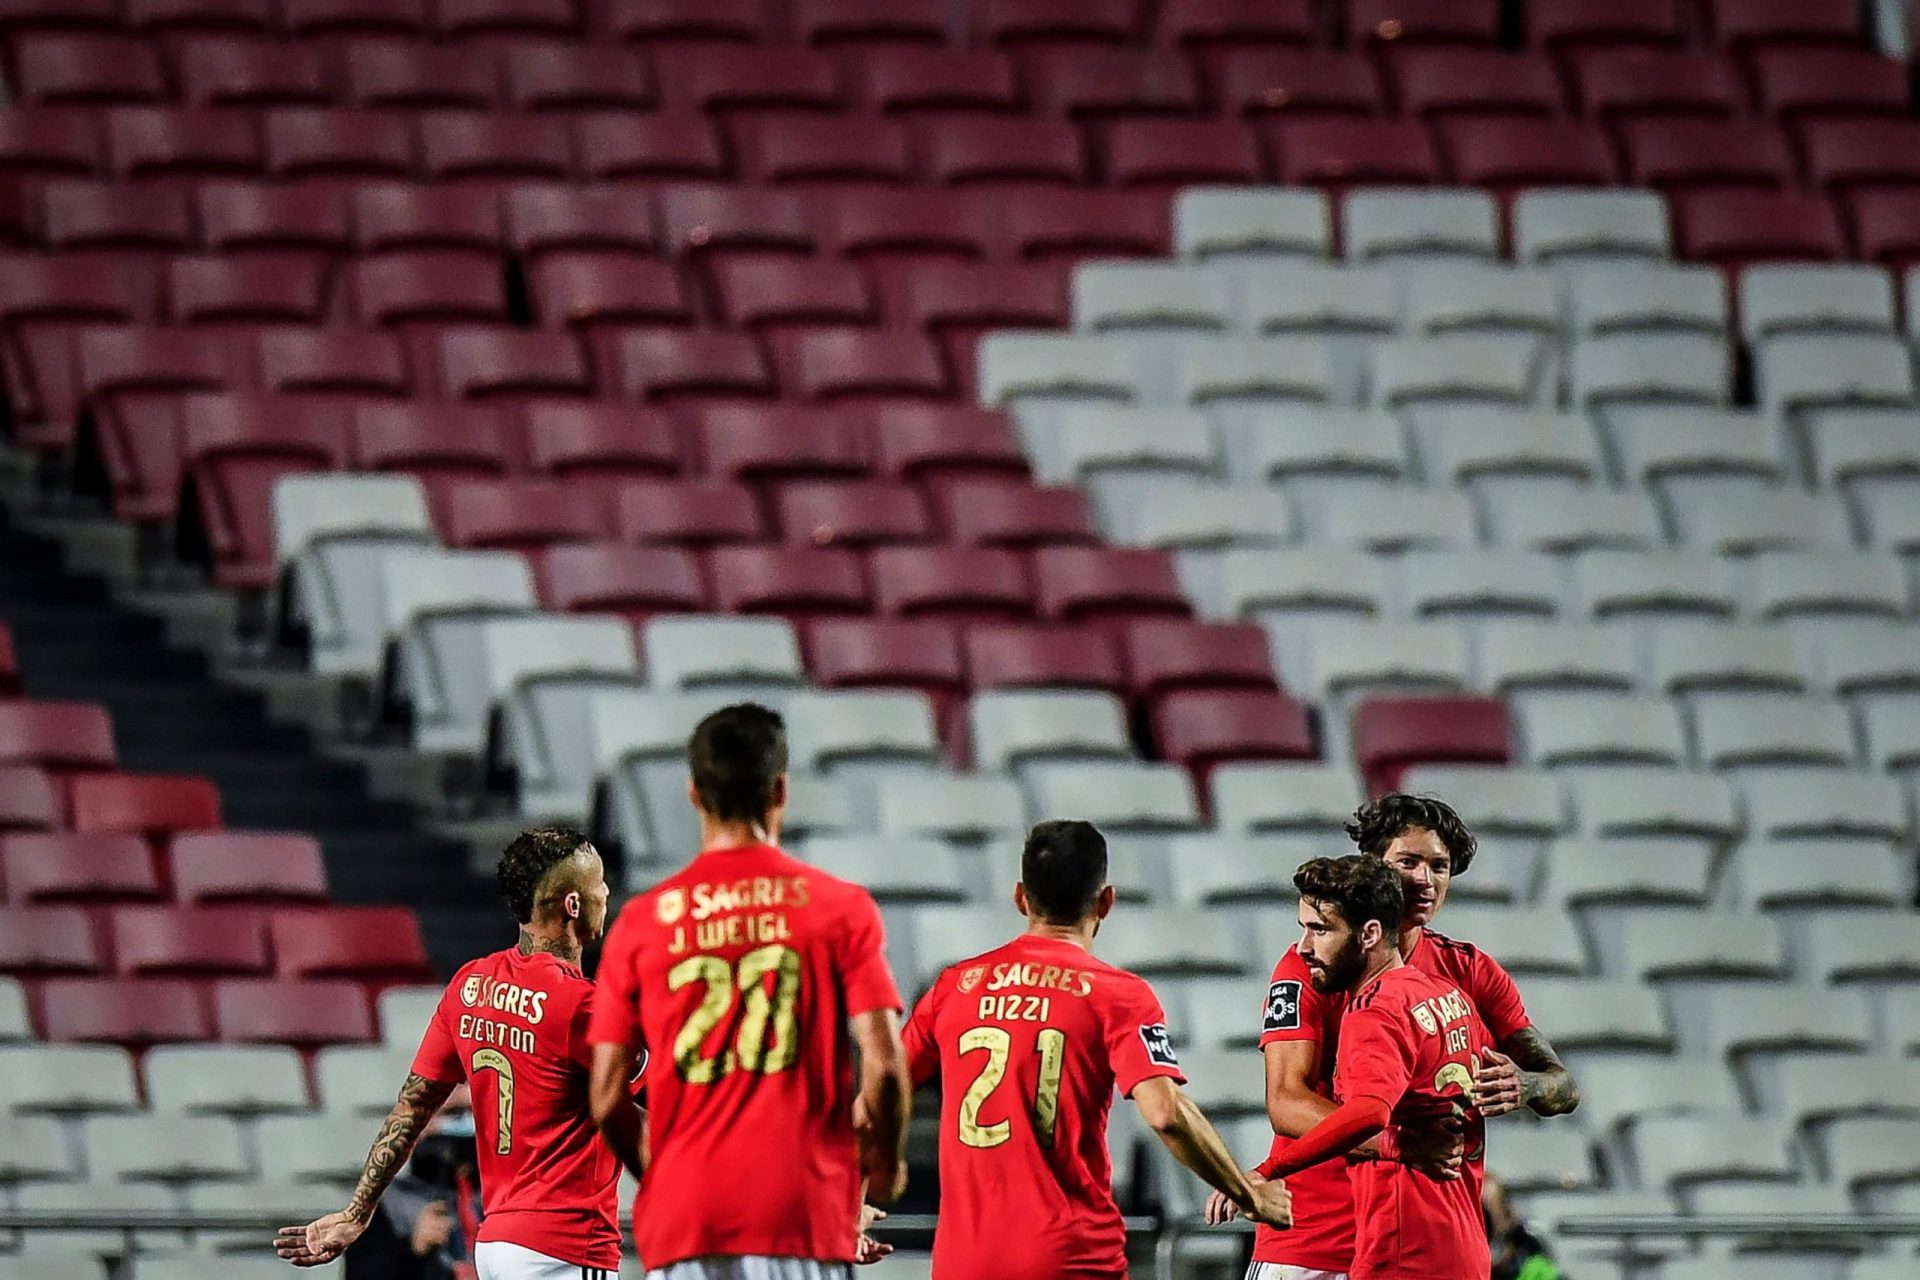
[0,1041,139,1113]
[0,766,62,832]
[1511,189,1672,264]
[39,977,211,1046]
[1205,765,1363,837]
[808,619,966,706]
[706,547,869,621]
[68,773,220,839]
[1518,694,1687,768]
[270,907,430,982]
[0,834,162,903]
[502,46,651,111]
[1348,0,1498,47]
[517,404,680,486]
[145,1044,311,1114]
[1346,189,1499,262]
[1675,190,1849,266]
[1350,696,1509,794]
[437,480,609,555]
[169,832,329,905]
[969,689,1131,771]
[1023,760,1202,833]
[1540,837,1713,908]
[0,1114,73,1184]
[1152,689,1316,782]
[797,836,967,905]
[872,771,1027,844]
[112,906,268,976]
[574,113,729,183]
[214,978,377,1046]
[1398,766,1566,837]
[962,626,1123,694]
[1387,47,1564,122]
[1270,119,1440,188]
[1031,548,1192,625]
[1800,119,1920,196]
[534,543,705,621]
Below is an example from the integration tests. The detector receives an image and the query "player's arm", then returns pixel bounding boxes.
[852,1006,911,1204]
[1252,1094,1394,1180]
[1134,1076,1290,1228]
[1478,1026,1581,1118]
[275,1072,457,1267]
[588,1041,648,1180]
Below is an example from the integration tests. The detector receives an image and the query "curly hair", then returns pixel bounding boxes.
[497,825,592,924]
[1293,854,1404,934]
[1345,792,1477,875]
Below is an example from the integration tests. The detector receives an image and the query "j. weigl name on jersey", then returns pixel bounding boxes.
[456,973,548,1052]
[660,874,812,955]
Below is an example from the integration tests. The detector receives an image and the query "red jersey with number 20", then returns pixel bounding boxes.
[411,947,621,1270]
[903,934,1187,1280]
[587,844,902,1271]
[1335,964,1492,1280]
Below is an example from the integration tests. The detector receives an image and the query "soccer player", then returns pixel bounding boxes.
[1236,793,1581,1280]
[903,819,1293,1280]
[277,826,630,1280]
[1212,855,1493,1280]
[586,702,911,1280]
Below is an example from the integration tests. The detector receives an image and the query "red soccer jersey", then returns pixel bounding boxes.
[902,933,1186,1280]
[1250,946,1352,1273]
[586,844,903,1270]
[411,947,621,1270]
[1334,964,1493,1280]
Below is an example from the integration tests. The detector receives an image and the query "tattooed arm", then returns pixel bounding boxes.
[1472,1027,1581,1118]
[274,1073,457,1268]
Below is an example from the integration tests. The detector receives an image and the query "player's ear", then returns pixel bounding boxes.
[770,772,788,812]
[563,890,581,921]
[1360,919,1383,951]
[686,777,700,812]
[1013,882,1030,919]
[1095,884,1116,921]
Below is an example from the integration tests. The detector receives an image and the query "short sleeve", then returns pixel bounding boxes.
[901,981,944,1088]
[1104,975,1186,1098]
[837,889,904,1018]
[1332,996,1415,1110]
[587,910,645,1053]
[410,991,462,1084]
[1468,948,1531,1043]
[1258,947,1327,1049]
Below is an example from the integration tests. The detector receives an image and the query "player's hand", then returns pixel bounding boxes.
[275,1211,366,1267]
[1470,1048,1525,1117]
[854,1205,893,1265]
[411,1201,454,1256]
[1244,1177,1293,1230]
[1203,1187,1241,1225]
[1399,1114,1466,1181]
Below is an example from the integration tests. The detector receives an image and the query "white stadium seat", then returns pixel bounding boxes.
[1570,333,1730,409]
[1369,334,1547,410]
[1235,261,1398,336]
[1073,262,1232,333]
[1516,693,1687,767]
[1345,189,1499,262]
[1739,264,1899,342]
[1565,770,1739,840]
[1174,186,1331,261]
[1567,263,1728,339]
[82,1113,250,1182]
[1511,189,1671,264]
[977,332,1136,406]
[1756,333,1917,415]
[1401,264,1562,339]
[0,1045,140,1114]
[968,689,1132,770]
[872,772,1028,844]
[1207,763,1364,834]
[143,1046,310,1115]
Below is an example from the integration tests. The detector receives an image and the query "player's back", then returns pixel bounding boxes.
[904,934,1184,1280]
[601,843,900,1269]
[415,946,620,1269]
[1336,964,1491,1280]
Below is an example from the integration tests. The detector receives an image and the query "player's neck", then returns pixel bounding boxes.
[1396,923,1425,960]
[517,925,581,966]
[1024,920,1096,951]
[699,816,779,853]
[1356,943,1403,989]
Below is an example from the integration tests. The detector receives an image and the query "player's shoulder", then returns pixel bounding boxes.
[1352,964,1432,1014]
[1268,944,1312,982]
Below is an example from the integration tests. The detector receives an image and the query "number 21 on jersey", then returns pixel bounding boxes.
[956,1026,1067,1149]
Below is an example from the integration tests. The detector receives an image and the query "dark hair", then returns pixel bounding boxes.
[1293,855,1405,934]
[688,703,787,824]
[1345,792,1477,875]
[1021,820,1108,924]
[497,825,591,924]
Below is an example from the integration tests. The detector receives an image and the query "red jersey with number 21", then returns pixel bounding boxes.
[411,947,621,1269]
[902,934,1186,1280]
[1335,964,1493,1280]
[586,844,902,1271]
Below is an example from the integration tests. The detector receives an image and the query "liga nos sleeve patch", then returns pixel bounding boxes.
[1264,980,1302,1032]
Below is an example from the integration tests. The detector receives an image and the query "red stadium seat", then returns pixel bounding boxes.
[1348,0,1498,47]
[997,190,1169,259]
[1386,48,1565,121]
[344,41,498,109]
[0,258,158,433]
[1620,118,1795,194]
[533,542,707,619]
[176,37,332,107]
[0,906,103,975]
[0,834,162,903]
[169,832,330,905]
[1569,49,1744,122]
[434,329,593,401]
[1022,49,1202,120]
[611,330,774,403]
[711,257,876,331]
[214,977,375,1046]
[43,180,195,251]
[69,773,222,839]
[527,254,694,356]
[1703,0,1863,53]
[254,330,414,398]
[1102,119,1265,189]
[853,47,1021,117]
[14,35,169,105]
[738,116,913,186]
[1439,119,1617,190]
[1846,190,1920,270]
[706,546,870,618]
[418,111,575,183]
[113,906,269,975]
[1674,190,1846,266]
[613,481,765,547]
[1799,119,1920,196]
[1155,0,1318,53]
[897,260,1070,332]
[0,701,116,773]
[0,0,121,38]
[0,767,63,833]
[179,393,353,588]
[1032,547,1192,625]
[106,107,262,179]
[1270,118,1440,187]
[284,0,431,39]
[198,182,353,254]
[438,479,609,553]
[503,45,652,111]
[351,400,516,491]
[166,256,329,325]
[505,188,658,259]
[1751,49,1911,124]
[433,0,577,40]
[655,47,842,115]
[575,113,730,183]
[77,326,252,406]
[270,906,431,982]
[1352,695,1510,794]
[1211,49,1384,120]
[0,108,106,181]
[127,0,275,33]
[657,186,817,257]
[792,0,949,48]
[604,0,772,46]
[774,480,932,548]
[973,0,1138,50]
[807,619,966,704]
[347,253,509,327]
[353,185,503,256]
[263,109,416,178]
[869,547,1034,622]
[1527,0,1684,55]
[921,117,1085,186]
[685,405,868,482]
[519,403,680,483]
[867,405,1030,486]
[1119,620,1278,706]
[88,391,195,524]
[40,977,210,1044]
[938,481,1098,548]
[775,329,951,403]
[963,625,1125,692]
[1152,688,1317,783]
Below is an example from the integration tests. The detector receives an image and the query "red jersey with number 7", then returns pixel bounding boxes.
[902,934,1187,1280]
[411,947,622,1269]
[586,844,903,1270]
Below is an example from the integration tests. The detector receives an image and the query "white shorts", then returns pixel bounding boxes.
[475,1240,616,1280]
[1247,1266,1346,1280]
[646,1260,853,1280]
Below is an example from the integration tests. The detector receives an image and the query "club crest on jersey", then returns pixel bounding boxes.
[1412,1004,1439,1035]
[1139,1023,1179,1068]
[656,888,687,926]
[460,975,484,1007]
[957,965,986,994]
[1263,980,1302,1032]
